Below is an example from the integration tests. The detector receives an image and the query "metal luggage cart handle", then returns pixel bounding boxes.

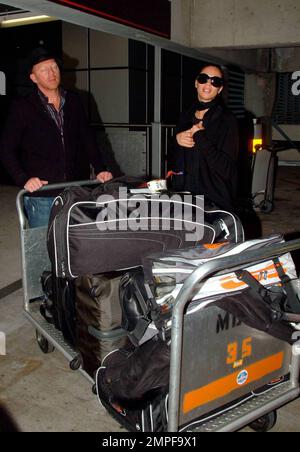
[16,180,100,230]
[168,238,300,432]
[16,180,101,313]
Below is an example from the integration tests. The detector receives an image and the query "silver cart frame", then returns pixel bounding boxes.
[168,239,300,432]
[16,181,99,383]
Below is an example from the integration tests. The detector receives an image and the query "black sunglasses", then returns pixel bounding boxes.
[197,73,224,88]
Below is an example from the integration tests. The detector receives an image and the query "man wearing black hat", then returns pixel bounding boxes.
[0,47,113,227]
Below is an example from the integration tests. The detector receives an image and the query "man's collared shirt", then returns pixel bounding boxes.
[38,88,66,137]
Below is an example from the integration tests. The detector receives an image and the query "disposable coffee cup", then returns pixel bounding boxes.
[147,179,167,193]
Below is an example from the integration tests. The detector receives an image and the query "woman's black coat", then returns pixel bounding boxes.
[174,101,239,212]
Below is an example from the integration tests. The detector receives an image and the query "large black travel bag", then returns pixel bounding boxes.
[47,180,244,279]
[96,337,169,433]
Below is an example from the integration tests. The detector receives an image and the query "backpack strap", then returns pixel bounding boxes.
[273,257,300,314]
[131,277,151,317]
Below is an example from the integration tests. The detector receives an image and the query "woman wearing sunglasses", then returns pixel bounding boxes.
[174,64,239,213]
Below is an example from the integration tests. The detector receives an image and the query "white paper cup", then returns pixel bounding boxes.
[147,179,167,193]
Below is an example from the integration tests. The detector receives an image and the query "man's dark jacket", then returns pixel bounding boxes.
[174,101,239,212]
[0,90,107,189]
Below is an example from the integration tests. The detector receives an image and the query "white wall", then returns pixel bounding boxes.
[171,0,191,47]
[189,0,300,49]
[171,0,263,71]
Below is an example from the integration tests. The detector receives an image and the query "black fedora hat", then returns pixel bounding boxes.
[29,47,62,73]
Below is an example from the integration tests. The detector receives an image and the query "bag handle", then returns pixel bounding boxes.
[236,268,300,324]
[273,257,300,314]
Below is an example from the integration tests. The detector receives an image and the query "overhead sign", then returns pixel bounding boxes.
[49,0,171,38]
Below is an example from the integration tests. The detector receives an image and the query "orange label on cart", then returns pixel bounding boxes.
[203,242,228,250]
[182,352,284,414]
[219,263,285,291]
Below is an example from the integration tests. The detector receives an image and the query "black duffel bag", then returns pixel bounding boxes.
[96,336,170,432]
[47,178,244,279]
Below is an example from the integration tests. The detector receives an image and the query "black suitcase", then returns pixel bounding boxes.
[40,271,127,376]
[40,271,77,347]
[75,273,127,377]
[96,339,169,433]
[47,180,244,279]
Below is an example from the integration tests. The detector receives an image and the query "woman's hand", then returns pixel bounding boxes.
[176,129,195,148]
[96,171,113,183]
[194,121,205,131]
[176,123,204,148]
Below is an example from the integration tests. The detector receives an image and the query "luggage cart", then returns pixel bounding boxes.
[251,144,296,214]
[251,145,279,214]
[16,181,99,383]
[17,183,300,432]
[168,239,300,432]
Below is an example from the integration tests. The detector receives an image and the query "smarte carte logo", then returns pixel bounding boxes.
[237,370,249,386]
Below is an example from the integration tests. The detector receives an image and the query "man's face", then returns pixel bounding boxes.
[30,58,61,92]
[195,65,223,103]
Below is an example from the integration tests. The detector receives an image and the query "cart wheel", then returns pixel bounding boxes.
[69,355,82,371]
[249,411,277,432]
[259,200,274,214]
[36,330,55,354]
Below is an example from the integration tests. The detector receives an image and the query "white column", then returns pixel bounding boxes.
[151,46,162,179]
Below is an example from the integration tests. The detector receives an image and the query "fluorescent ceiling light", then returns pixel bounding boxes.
[0,15,56,27]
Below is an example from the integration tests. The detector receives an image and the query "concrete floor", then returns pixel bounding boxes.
[0,167,299,432]
[0,186,21,288]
